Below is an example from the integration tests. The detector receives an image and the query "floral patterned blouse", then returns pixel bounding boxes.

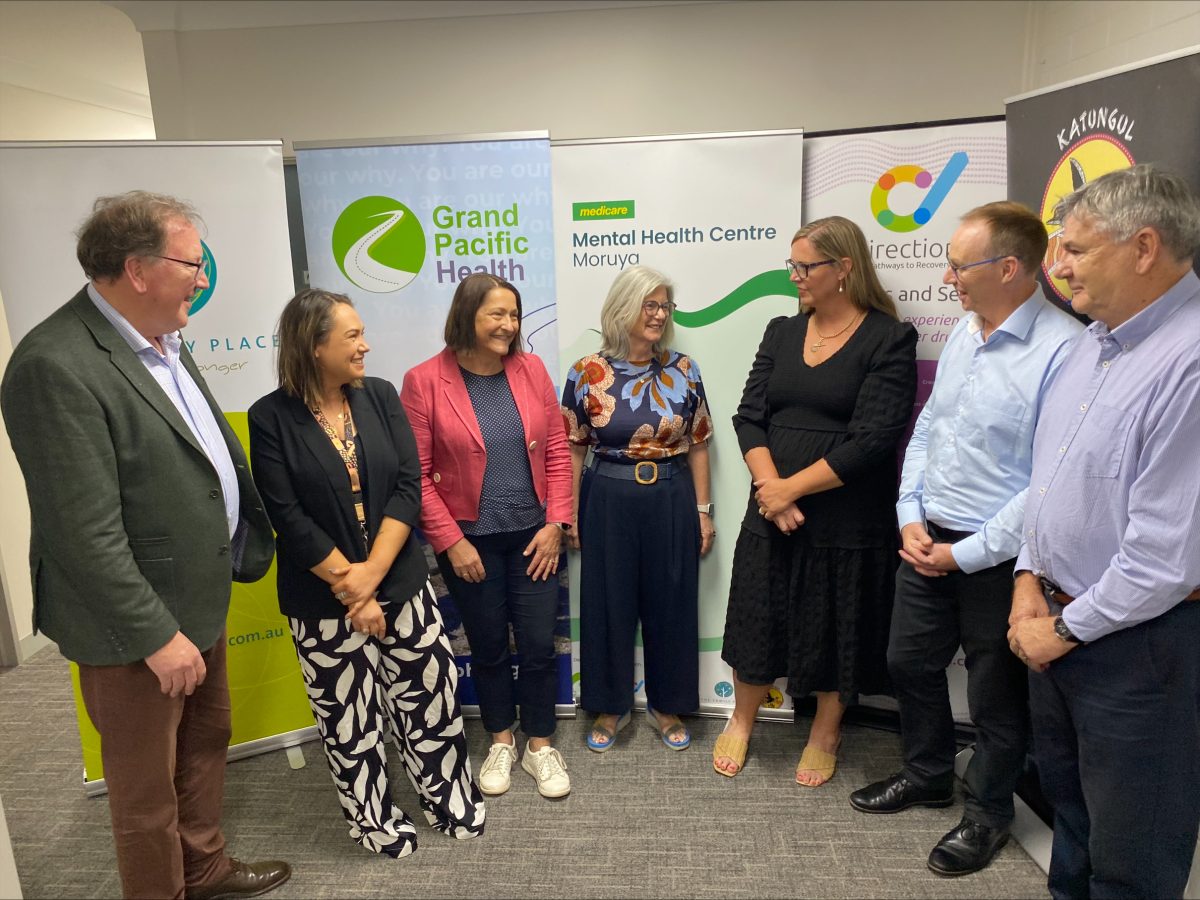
[561,350,713,460]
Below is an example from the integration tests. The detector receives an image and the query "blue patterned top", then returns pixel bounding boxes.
[561,350,713,460]
[459,367,543,535]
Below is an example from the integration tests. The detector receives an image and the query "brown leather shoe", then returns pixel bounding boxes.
[188,858,292,900]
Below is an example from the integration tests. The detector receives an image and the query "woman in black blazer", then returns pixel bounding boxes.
[248,289,484,859]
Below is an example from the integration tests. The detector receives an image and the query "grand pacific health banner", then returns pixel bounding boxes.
[802,119,1008,719]
[551,130,805,714]
[0,141,313,787]
[293,133,574,711]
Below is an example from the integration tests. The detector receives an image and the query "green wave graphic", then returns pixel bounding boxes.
[674,270,795,328]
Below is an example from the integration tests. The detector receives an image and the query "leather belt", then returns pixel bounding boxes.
[590,457,681,484]
[1041,577,1200,606]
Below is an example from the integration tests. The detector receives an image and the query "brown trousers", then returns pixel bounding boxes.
[78,634,234,900]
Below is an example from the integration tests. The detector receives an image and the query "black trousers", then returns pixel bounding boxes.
[1030,599,1200,899]
[578,463,700,716]
[887,526,1029,829]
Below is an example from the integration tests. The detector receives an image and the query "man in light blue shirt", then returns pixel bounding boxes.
[850,202,1082,876]
[1009,165,1200,899]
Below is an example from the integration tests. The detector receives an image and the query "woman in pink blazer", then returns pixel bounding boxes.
[401,273,573,801]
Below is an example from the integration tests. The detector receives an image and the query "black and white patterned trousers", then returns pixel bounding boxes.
[289,580,486,857]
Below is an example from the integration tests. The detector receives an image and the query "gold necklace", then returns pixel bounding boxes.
[810,311,865,353]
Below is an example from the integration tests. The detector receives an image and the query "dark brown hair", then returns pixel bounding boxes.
[443,273,523,354]
[76,191,202,281]
[276,289,358,408]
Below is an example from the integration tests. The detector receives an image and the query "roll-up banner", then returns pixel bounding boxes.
[0,141,312,790]
[803,120,1007,720]
[292,133,575,713]
[551,130,805,715]
[1006,47,1200,303]
[1007,48,1200,895]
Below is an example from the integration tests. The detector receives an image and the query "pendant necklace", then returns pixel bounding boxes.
[811,311,865,353]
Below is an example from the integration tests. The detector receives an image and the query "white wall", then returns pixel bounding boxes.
[0,290,39,666]
[141,0,1030,151]
[0,0,155,141]
[1026,0,1200,90]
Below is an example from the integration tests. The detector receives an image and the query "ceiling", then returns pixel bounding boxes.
[105,0,722,32]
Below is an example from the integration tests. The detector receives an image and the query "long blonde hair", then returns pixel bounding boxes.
[794,216,898,319]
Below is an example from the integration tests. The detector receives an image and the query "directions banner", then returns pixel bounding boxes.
[803,120,1008,719]
[0,141,311,786]
[293,133,574,710]
[552,130,805,713]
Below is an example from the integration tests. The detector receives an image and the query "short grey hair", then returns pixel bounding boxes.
[598,265,675,359]
[1053,164,1200,262]
[76,191,203,281]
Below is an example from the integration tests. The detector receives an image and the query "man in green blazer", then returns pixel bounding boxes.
[1,191,290,900]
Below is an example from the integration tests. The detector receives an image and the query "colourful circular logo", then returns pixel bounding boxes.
[188,240,217,315]
[332,196,426,293]
[760,687,784,709]
[871,151,969,233]
[1039,136,1135,304]
[714,681,733,698]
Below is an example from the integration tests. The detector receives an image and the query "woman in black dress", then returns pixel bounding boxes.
[714,216,917,786]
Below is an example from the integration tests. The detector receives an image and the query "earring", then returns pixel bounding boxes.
[838,281,844,294]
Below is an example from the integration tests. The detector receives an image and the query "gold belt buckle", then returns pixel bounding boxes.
[634,460,659,485]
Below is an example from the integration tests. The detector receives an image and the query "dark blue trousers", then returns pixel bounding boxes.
[1030,599,1200,899]
[437,526,560,738]
[578,464,700,716]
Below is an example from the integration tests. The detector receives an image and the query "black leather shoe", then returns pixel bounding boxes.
[188,858,292,900]
[927,818,1009,876]
[848,772,954,814]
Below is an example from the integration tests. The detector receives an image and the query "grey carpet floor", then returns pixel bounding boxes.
[0,647,1049,899]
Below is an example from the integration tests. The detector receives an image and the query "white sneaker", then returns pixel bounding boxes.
[478,741,517,796]
[521,742,571,798]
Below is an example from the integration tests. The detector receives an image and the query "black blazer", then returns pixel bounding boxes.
[248,376,425,619]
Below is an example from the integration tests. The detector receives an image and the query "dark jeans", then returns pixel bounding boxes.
[437,526,559,738]
[1030,599,1200,899]
[887,525,1029,829]
[578,463,700,716]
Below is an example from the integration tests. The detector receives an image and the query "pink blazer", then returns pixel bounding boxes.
[400,347,573,554]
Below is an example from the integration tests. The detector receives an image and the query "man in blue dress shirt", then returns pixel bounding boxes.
[850,201,1083,876]
[1009,164,1200,899]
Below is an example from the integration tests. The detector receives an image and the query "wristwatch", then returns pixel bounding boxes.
[1053,615,1082,644]
[696,503,713,515]
[554,521,573,532]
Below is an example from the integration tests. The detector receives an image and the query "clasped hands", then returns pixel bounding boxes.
[329,560,386,638]
[753,477,805,534]
[1007,573,1075,671]
[898,523,959,577]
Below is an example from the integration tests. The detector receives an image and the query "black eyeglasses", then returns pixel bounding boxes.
[155,255,209,281]
[784,258,837,279]
[641,300,676,316]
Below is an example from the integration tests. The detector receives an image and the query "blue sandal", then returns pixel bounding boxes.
[645,705,691,751]
[587,711,631,752]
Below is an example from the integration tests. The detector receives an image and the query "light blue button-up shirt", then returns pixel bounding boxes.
[897,288,1084,573]
[1017,270,1200,642]
[88,283,240,539]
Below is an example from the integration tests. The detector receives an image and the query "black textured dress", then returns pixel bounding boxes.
[721,310,918,704]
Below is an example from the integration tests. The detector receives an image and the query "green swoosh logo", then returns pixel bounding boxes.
[673,270,795,327]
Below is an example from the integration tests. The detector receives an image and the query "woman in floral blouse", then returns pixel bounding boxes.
[562,265,714,754]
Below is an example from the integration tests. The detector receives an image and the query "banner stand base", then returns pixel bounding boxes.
[82,726,320,798]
